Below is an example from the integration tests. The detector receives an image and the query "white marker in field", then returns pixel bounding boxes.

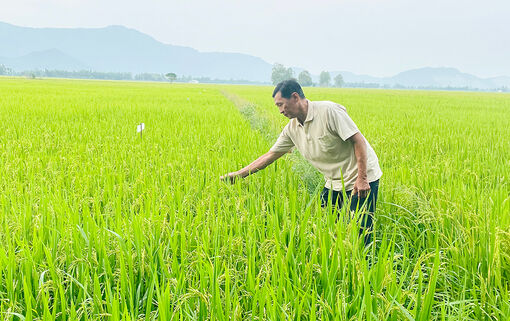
[137,122,145,139]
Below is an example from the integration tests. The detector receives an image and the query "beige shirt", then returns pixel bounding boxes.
[270,100,382,191]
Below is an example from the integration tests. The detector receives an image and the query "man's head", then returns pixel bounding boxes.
[272,79,306,119]
[272,79,305,100]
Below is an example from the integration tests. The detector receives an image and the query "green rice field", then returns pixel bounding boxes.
[1,77,509,320]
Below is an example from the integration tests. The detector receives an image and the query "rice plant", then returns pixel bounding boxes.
[0,78,508,320]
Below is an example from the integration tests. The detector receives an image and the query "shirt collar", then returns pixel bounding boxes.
[303,99,314,123]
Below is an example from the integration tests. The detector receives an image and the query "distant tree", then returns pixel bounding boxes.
[319,71,331,87]
[298,70,313,86]
[165,72,177,82]
[334,73,344,88]
[271,63,294,85]
[0,64,11,75]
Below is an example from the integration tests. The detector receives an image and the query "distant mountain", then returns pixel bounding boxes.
[329,68,510,90]
[0,21,273,81]
[0,48,89,71]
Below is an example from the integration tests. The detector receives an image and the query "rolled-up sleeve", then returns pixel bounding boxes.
[270,125,294,153]
[327,105,359,141]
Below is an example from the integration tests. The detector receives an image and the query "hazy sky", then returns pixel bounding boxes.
[1,0,509,77]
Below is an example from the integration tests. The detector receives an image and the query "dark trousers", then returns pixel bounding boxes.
[320,180,379,245]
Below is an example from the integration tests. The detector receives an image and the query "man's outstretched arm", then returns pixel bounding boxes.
[221,151,286,183]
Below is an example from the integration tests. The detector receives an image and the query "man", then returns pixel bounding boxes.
[221,79,382,244]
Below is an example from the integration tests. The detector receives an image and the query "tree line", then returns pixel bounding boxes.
[0,66,267,85]
[2,64,507,92]
[271,63,344,87]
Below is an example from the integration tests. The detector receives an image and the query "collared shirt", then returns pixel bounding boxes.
[270,99,382,191]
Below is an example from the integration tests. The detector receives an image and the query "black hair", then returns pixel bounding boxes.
[272,79,305,99]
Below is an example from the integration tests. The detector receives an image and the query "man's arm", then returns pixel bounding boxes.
[221,150,286,183]
[348,132,371,197]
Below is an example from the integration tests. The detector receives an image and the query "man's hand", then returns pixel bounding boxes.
[352,177,371,198]
[220,171,243,184]
[220,151,286,184]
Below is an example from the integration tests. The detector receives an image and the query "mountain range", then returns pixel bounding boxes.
[1,21,509,90]
[329,69,510,90]
[0,21,270,81]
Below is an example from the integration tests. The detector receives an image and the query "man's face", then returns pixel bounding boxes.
[274,91,299,119]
